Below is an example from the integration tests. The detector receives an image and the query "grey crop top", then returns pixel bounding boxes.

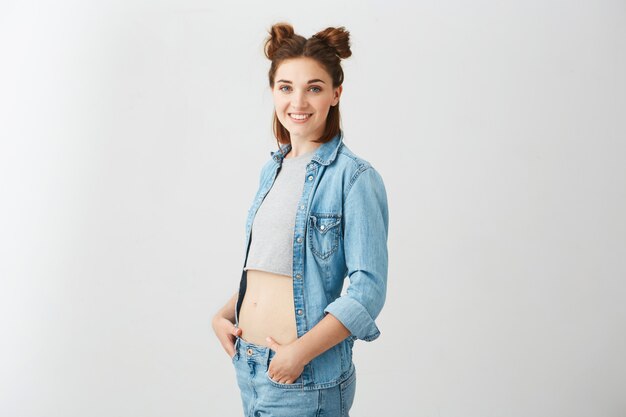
[244,148,315,277]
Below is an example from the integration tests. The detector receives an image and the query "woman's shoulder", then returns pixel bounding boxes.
[335,141,379,176]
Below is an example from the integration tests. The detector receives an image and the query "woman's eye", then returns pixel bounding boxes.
[278,85,321,93]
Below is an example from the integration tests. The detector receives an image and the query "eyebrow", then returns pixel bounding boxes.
[276,79,326,84]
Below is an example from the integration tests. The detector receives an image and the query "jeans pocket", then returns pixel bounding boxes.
[264,369,304,389]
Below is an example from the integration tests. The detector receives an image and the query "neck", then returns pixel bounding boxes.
[285,136,321,158]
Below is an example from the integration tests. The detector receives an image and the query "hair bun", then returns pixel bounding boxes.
[264,22,296,60]
[312,26,351,59]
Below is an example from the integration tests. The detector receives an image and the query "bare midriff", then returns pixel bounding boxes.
[238,269,299,347]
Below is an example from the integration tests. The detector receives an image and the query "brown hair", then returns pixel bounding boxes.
[264,22,352,146]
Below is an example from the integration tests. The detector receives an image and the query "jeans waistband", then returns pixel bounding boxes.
[233,336,276,365]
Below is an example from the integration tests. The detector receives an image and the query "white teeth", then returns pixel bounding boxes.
[290,113,311,120]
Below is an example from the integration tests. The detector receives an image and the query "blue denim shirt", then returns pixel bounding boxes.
[234,130,389,389]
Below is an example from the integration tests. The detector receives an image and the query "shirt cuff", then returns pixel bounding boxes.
[324,296,381,342]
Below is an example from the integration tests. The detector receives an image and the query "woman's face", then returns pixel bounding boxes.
[271,57,342,143]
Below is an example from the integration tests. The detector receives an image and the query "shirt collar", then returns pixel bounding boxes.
[270,131,343,166]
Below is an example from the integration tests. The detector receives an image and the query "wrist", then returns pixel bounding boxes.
[290,338,313,366]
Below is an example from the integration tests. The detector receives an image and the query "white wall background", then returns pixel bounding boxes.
[1,1,625,416]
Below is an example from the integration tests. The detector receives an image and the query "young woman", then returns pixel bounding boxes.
[212,22,389,417]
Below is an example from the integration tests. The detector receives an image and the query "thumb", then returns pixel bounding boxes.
[266,336,280,350]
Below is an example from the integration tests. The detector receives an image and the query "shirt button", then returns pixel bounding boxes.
[320,224,326,230]
[247,348,253,356]
[308,175,314,181]
[297,309,303,315]
[295,274,302,279]
[296,237,302,243]
[300,205,305,210]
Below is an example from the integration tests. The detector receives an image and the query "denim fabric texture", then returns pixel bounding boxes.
[234,130,389,389]
[232,336,356,417]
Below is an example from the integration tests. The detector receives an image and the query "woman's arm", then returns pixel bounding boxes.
[212,291,242,359]
[214,290,238,323]
[323,166,389,342]
[290,312,351,364]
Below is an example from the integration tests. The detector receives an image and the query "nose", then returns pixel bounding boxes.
[290,89,308,110]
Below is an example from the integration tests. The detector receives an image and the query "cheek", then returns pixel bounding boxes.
[314,95,334,109]
[273,97,289,110]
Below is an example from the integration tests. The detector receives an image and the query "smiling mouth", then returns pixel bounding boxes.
[289,113,312,120]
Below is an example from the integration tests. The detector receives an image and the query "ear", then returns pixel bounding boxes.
[331,85,343,106]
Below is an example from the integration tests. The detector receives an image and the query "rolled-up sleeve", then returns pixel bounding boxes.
[323,166,389,342]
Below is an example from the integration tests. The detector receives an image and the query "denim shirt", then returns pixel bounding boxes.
[234,130,389,389]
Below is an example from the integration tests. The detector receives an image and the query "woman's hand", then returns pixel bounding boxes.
[212,314,242,359]
[265,336,307,384]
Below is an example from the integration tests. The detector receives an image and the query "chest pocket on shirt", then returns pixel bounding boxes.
[308,213,342,260]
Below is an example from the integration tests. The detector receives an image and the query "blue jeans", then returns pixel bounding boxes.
[231,336,357,417]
